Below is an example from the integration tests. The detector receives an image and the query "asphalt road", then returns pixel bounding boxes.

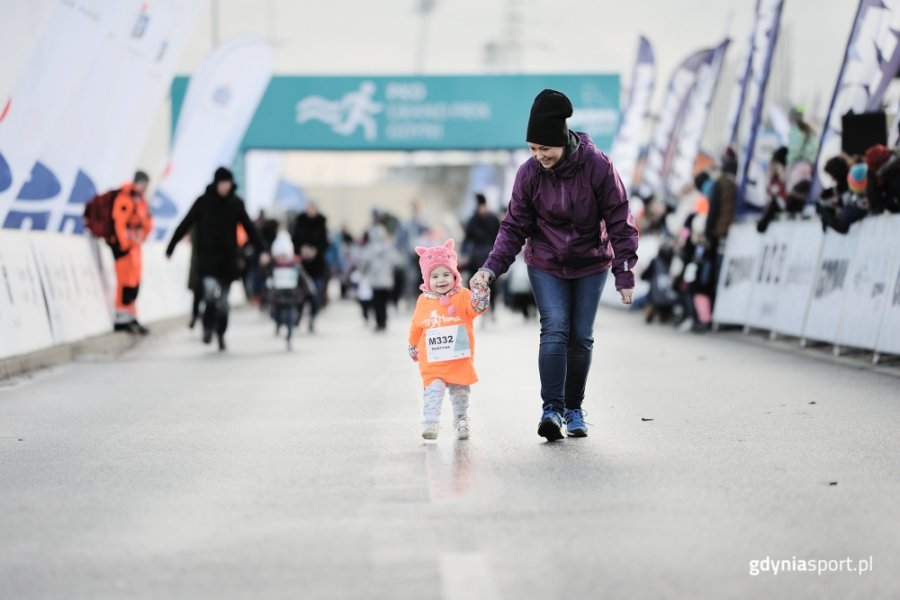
[1,300,897,600]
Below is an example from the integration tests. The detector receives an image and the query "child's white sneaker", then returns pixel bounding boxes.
[422,421,440,440]
[454,415,470,440]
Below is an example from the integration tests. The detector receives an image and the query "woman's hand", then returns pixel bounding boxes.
[470,270,491,290]
[618,288,634,305]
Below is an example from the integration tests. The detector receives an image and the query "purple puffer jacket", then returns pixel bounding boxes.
[482,131,639,289]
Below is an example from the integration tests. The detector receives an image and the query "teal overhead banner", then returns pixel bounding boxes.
[172,74,619,151]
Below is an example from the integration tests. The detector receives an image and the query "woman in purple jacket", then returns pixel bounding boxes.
[470,89,639,441]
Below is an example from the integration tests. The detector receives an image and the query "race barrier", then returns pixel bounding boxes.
[713,215,900,361]
[0,231,210,360]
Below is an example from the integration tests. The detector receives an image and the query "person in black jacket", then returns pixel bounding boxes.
[462,193,501,313]
[291,202,329,332]
[166,167,268,351]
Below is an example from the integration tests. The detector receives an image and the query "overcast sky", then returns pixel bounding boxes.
[0,0,861,181]
[1,0,860,124]
[188,0,857,117]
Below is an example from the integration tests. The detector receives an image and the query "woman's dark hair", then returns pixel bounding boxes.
[823,156,850,194]
[771,147,788,166]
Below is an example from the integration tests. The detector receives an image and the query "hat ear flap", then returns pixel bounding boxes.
[443,239,454,251]
[415,246,427,257]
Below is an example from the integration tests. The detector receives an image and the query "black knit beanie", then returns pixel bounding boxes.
[214,167,234,183]
[526,89,573,147]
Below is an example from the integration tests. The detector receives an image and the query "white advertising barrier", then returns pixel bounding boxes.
[875,215,900,357]
[713,222,761,326]
[770,220,823,337]
[93,237,117,316]
[135,241,246,322]
[745,220,823,336]
[135,241,193,322]
[836,215,900,352]
[600,234,659,307]
[744,220,790,331]
[801,226,862,345]
[30,233,111,344]
[0,231,54,359]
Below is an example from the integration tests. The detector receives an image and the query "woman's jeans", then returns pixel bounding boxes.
[527,267,608,415]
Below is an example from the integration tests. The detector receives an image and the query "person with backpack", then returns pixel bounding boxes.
[101,171,153,334]
[165,167,268,351]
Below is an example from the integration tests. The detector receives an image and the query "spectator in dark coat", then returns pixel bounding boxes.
[291,202,329,332]
[166,167,266,350]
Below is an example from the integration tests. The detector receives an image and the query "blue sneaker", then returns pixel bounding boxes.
[537,410,565,441]
[564,408,588,437]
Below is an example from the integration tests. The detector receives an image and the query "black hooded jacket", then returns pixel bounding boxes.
[166,183,263,282]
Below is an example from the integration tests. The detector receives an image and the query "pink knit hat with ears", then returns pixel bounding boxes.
[415,239,462,293]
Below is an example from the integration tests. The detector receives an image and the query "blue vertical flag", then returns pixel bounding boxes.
[737,0,785,213]
[610,36,656,193]
[809,0,900,204]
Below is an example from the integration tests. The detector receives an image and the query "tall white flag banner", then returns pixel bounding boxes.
[152,37,276,239]
[737,0,785,212]
[639,48,714,200]
[91,1,210,207]
[3,0,207,235]
[610,36,655,193]
[244,151,284,217]
[723,32,754,149]
[0,0,122,228]
[666,39,730,197]
[809,0,900,203]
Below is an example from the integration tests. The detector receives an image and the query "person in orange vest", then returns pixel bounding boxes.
[111,170,153,334]
[408,240,490,440]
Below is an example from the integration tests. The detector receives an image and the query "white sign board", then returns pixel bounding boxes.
[713,222,761,326]
[802,227,861,344]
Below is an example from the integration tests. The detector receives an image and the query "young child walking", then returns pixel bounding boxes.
[408,240,490,440]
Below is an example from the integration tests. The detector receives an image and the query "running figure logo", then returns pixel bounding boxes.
[295,81,383,141]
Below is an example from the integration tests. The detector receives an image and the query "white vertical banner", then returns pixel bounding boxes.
[244,151,285,218]
[0,3,56,102]
[666,39,730,197]
[104,1,211,191]
[874,215,900,356]
[5,0,208,235]
[801,226,862,344]
[712,222,762,326]
[0,0,119,227]
[610,36,655,193]
[638,48,714,199]
[809,0,900,203]
[835,216,900,351]
[151,37,276,240]
[723,32,754,148]
[736,0,785,212]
